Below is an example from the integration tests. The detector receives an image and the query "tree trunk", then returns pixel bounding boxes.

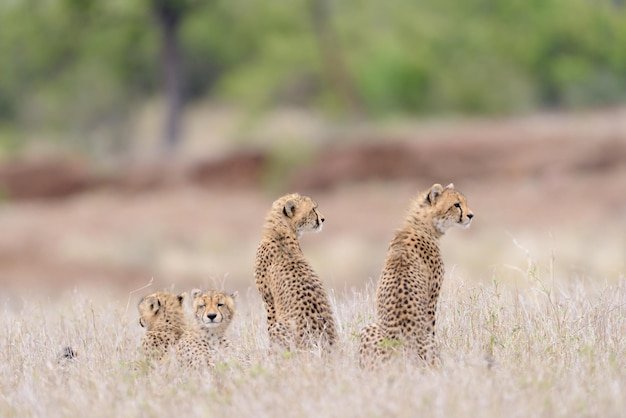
[308,0,362,115]
[155,4,183,154]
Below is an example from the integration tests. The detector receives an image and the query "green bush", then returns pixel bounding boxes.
[1,0,625,148]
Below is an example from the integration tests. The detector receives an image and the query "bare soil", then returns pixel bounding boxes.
[1,109,625,292]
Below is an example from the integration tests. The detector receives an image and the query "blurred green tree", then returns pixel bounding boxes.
[151,0,194,153]
[1,0,626,156]
[307,0,362,115]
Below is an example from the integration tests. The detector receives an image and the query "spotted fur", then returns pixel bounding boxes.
[138,291,186,362]
[176,289,237,369]
[359,183,474,368]
[254,193,337,351]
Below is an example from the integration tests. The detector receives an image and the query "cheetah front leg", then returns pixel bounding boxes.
[423,333,441,367]
[255,277,277,333]
[421,306,441,367]
[256,279,294,350]
[268,321,296,351]
[408,329,440,367]
[358,323,395,369]
[262,291,277,332]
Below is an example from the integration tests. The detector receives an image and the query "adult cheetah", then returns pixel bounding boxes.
[359,183,474,368]
[176,289,237,369]
[138,291,186,362]
[254,193,337,351]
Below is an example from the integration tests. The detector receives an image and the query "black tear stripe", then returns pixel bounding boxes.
[458,207,463,223]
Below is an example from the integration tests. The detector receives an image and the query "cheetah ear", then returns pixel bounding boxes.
[148,297,161,314]
[445,183,454,190]
[191,288,202,299]
[426,184,444,205]
[225,292,237,310]
[283,200,297,218]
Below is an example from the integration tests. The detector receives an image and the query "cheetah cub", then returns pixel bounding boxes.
[138,291,186,362]
[176,289,237,369]
[255,193,337,351]
[359,183,474,368]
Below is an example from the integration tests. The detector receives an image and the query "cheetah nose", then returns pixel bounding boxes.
[320,217,325,223]
[467,213,474,219]
[207,313,217,321]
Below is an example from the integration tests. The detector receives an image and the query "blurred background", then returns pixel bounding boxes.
[0,0,625,296]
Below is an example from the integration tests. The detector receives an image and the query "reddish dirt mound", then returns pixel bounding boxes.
[292,135,626,190]
[2,109,626,200]
[0,151,269,199]
[188,150,267,188]
[0,158,96,199]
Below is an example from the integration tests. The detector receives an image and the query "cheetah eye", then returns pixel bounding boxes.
[217,303,224,307]
[197,304,205,309]
[454,203,461,209]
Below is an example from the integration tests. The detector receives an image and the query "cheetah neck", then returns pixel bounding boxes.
[262,221,303,258]
[196,323,228,340]
[151,305,186,332]
[405,210,443,239]
[390,215,442,261]
[264,216,297,236]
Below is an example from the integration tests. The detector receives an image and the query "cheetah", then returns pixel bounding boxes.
[359,183,474,368]
[254,193,337,351]
[138,291,186,362]
[176,289,237,369]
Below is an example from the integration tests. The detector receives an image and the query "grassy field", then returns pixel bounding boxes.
[1,267,624,417]
[0,137,624,417]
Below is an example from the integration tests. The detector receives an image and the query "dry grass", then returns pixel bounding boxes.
[1,265,624,418]
[4,108,625,417]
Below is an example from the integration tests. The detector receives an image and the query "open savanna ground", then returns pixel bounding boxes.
[1,110,625,417]
[1,268,624,417]
[1,108,625,294]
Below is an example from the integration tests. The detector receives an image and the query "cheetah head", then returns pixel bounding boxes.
[190,289,237,330]
[138,291,185,329]
[275,193,325,236]
[421,183,474,234]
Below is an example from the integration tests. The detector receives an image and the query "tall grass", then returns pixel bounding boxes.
[1,272,624,417]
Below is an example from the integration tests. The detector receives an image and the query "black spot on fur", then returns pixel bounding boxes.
[60,346,77,360]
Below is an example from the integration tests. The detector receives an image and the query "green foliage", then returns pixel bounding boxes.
[262,141,314,192]
[0,0,157,151]
[340,0,626,115]
[0,124,22,157]
[1,0,626,147]
[0,186,8,204]
[378,337,403,350]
